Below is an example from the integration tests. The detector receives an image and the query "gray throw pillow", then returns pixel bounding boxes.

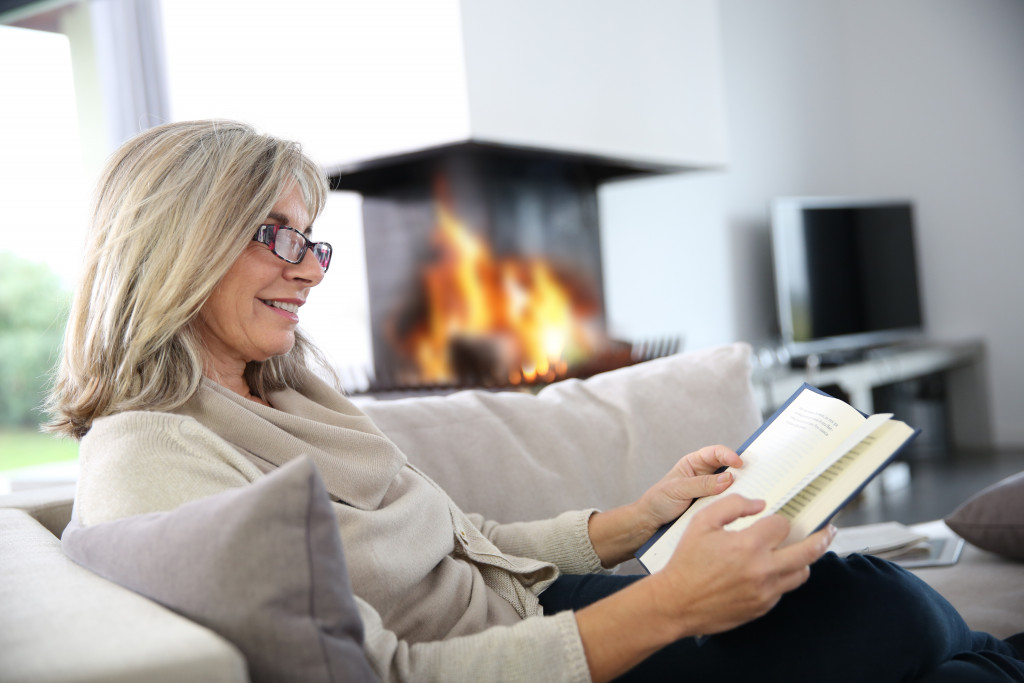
[945,470,1024,561]
[62,456,377,683]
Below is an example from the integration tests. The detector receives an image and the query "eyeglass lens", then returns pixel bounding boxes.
[261,225,332,271]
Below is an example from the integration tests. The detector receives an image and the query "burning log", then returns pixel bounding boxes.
[345,335,683,397]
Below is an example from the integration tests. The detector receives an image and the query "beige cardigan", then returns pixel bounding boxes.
[75,375,602,682]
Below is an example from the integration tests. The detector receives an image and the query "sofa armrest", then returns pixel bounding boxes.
[0,509,248,683]
[907,520,1024,639]
[0,483,77,537]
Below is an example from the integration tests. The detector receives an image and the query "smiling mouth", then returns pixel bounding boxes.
[260,299,299,314]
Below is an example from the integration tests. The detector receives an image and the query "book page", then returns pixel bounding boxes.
[777,418,916,544]
[765,412,893,517]
[640,388,869,573]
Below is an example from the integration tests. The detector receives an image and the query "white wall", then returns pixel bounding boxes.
[601,0,1024,447]
[460,0,728,168]
[156,0,1024,446]
[842,0,1024,449]
[602,1,855,351]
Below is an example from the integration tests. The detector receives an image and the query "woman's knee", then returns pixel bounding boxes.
[807,554,972,662]
[915,652,1024,683]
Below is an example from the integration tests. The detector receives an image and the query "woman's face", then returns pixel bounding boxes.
[196,181,324,378]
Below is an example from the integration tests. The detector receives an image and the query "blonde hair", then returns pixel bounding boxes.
[45,119,330,439]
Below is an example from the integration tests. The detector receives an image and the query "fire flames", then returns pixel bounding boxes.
[397,178,602,385]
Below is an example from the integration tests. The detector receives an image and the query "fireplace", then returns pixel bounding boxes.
[309,1,727,392]
[330,142,681,392]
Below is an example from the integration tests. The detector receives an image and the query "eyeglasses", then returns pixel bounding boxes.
[252,224,332,272]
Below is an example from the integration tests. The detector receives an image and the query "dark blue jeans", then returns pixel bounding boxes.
[539,553,1024,682]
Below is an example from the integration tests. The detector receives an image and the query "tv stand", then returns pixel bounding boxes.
[753,338,990,449]
[789,348,869,369]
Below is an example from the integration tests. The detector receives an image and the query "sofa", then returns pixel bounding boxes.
[1,342,1021,681]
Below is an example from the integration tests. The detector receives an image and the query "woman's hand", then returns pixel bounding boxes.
[635,444,745,536]
[652,495,835,636]
[587,445,744,567]
[576,495,835,682]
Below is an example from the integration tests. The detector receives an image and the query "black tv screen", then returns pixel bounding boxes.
[771,197,925,359]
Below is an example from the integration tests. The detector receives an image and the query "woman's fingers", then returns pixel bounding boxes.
[666,470,735,504]
[773,525,836,570]
[662,446,745,505]
[693,493,767,530]
[656,496,828,637]
[682,445,744,475]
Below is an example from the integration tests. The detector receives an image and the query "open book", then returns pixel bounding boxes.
[636,384,919,574]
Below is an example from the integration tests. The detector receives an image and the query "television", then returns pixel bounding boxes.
[771,196,925,362]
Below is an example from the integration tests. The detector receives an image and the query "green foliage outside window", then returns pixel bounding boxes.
[0,251,70,428]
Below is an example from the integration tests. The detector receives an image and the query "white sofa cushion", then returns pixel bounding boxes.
[362,342,762,524]
[0,508,247,683]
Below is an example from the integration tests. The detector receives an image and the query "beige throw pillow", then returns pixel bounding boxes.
[362,342,762,523]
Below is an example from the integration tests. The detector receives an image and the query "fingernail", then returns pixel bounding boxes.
[717,472,731,483]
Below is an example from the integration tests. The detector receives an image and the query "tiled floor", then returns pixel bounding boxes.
[835,448,1024,527]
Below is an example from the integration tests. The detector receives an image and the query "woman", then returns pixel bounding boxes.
[47,120,1023,682]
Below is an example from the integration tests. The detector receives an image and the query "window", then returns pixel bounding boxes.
[0,21,83,488]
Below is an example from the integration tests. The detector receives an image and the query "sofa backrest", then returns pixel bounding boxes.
[361,342,762,524]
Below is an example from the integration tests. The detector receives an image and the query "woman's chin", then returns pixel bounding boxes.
[252,337,296,363]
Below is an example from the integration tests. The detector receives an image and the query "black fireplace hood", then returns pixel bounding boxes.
[326,139,703,195]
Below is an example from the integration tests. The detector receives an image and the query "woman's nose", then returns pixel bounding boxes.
[290,248,326,285]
